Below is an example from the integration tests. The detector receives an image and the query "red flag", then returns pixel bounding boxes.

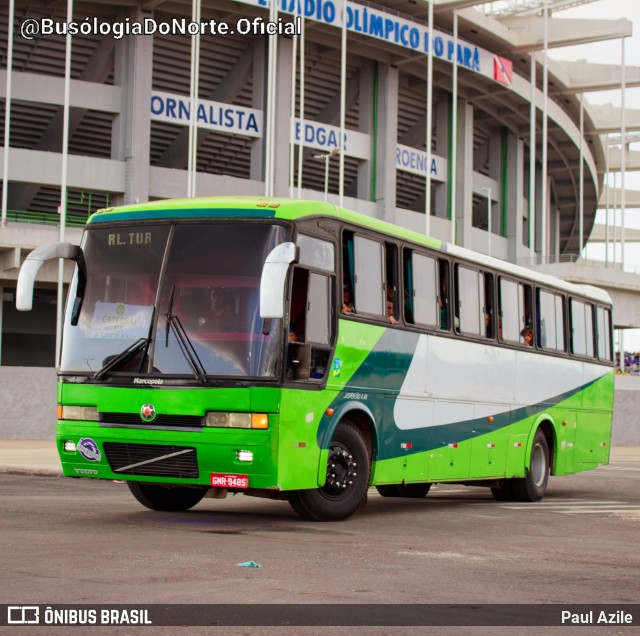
[494,56,513,86]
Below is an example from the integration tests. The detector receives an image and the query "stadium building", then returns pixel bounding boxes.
[1,0,638,376]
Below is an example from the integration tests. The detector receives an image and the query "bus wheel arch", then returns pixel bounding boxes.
[289,416,373,521]
[492,424,552,503]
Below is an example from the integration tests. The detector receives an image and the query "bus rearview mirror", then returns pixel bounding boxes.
[17,242,86,325]
[260,242,298,320]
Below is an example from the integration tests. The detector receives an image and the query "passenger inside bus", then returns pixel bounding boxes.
[386,299,398,325]
[342,283,355,314]
[522,327,533,347]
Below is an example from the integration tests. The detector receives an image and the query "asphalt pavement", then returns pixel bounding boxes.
[0,438,639,476]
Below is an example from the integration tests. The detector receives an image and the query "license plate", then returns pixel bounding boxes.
[210,473,249,489]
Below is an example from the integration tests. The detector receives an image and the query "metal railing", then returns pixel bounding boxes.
[4,209,88,228]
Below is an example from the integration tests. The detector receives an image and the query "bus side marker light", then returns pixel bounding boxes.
[401,443,412,449]
[487,416,494,423]
[487,443,496,449]
[326,408,335,417]
[562,421,568,426]
[256,201,268,207]
[600,442,607,447]
[448,443,458,449]
[514,442,522,447]
[298,442,306,448]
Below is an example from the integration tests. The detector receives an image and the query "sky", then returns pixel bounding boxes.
[546,0,640,350]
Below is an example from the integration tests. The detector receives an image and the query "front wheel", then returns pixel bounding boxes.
[288,420,370,521]
[127,481,207,511]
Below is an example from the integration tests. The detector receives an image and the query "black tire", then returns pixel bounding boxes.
[512,429,550,502]
[491,479,516,501]
[287,420,370,521]
[127,481,207,512]
[376,485,401,497]
[491,430,550,502]
[376,483,431,498]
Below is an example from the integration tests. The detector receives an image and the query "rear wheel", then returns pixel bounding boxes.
[490,429,550,503]
[287,420,370,521]
[376,483,431,498]
[127,482,207,512]
[513,429,550,502]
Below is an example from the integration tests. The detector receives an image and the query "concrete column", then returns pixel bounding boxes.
[505,134,525,263]
[111,7,153,206]
[0,287,3,366]
[455,100,473,248]
[250,38,265,182]
[272,37,294,197]
[357,60,374,202]
[375,64,398,223]
[434,99,448,219]
[534,164,544,261]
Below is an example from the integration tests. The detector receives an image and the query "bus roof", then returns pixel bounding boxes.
[90,196,612,306]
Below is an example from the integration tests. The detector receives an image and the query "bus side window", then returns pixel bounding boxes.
[570,299,595,358]
[352,234,385,317]
[454,265,485,336]
[484,273,494,339]
[536,289,565,352]
[438,260,450,331]
[596,306,612,362]
[385,242,398,324]
[287,268,333,381]
[404,250,438,328]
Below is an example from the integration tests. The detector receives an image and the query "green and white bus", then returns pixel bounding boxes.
[17,197,614,521]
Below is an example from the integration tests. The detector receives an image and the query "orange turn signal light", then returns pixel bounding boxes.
[251,413,269,429]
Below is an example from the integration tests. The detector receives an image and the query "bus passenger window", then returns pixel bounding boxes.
[439,260,450,330]
[404,250,438,327]
[484,273,494,339]
[353,235,385,317]
[570,299,595,357]
[454,265,485,336]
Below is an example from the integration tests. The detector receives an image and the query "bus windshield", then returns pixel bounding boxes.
[60,222,287,379]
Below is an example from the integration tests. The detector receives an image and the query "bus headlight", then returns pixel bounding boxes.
[60,405,99,421]
[204,412,268,429]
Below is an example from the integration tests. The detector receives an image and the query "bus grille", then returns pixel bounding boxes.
[99,412,204,428]
[103,443,199,478]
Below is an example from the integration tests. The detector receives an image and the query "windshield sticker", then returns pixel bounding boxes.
[91,302,153,340]
[332,357,342,378]
[77,438,102,462]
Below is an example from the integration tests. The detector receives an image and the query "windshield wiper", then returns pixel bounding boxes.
[165,285,207,384]
[93,337,149,381]
[93,306,156,380]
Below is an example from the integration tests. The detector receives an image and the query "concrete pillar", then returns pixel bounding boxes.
[434,99,449,219]
[375,64,398,223]
[357,60,375,202]
[505,133,525,263]
[111,8,153,206]
[0,286,3,366]
[271,37,294,197]
[454,100,474,248]
[251,38,266,183]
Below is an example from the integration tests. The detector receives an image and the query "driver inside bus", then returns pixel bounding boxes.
[198,288,235,331]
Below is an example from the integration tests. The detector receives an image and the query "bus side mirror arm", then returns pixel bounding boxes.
[16,242,86,325]
[260,242,299,320]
